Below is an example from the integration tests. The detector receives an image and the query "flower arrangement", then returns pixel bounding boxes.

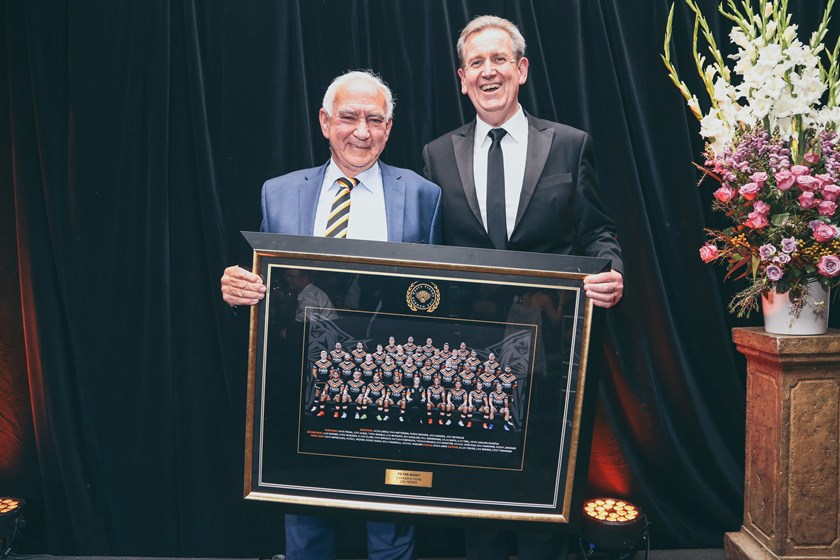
[662,0,840,317]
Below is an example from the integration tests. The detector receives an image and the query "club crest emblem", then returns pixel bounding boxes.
[406,281,441,312]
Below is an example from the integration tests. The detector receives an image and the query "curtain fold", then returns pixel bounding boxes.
[2,0,837,555]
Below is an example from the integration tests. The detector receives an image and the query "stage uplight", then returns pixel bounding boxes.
[0,498,24,559]
[579,498,648,559]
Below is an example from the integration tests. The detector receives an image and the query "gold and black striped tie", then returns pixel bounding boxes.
[324,176,359,238]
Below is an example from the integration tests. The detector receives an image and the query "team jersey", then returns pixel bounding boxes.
[384,343,398,355]
[345,379,366,399]
[407,386,425,405]
[360,362,378,382]
[326,379,345,398]
[421,344,436,357]
[380,363,397,384]
[498,373,517,392]
[440,368,457,388]
[400,364,417,382]
[372,351,387,365]
[330,349,344,364]
[313,359,331,384]
[403,342,417,354]
[427,386,446,404]
[430,354,445,368]
[387,383,406,402]
[448,388,467,408]
[439,348,452,361]
[478,374,498,392]
[464,357,481,372]
[393,354,408,367]
[338,361,356,380]
[352,348,367,363]
[411,352,426,365]
[458,371,476,388]
[469,389,487,407]
[483,360,501,375]
[420,367,436,386]
[490,390,508,409]
[366,382,385,401]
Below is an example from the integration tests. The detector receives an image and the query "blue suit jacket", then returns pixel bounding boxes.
[260,161,442,244]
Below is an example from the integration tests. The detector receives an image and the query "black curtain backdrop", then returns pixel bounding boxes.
[2,0,838,557]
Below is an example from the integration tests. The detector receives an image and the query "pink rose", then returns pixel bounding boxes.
[744,211,769,229]
[797,175,821,191]
[803,152,820,165]
[714,186,734,202]
[750,172,768,186]
[816,173,834,188]
[818,200,838,216]
[699,244,719,263]
[798,191,819,209]
[813,222,837,242]
[818,255,840,277]
[791,164,810,176]
[821,184,840,201]
[774,170,795,191]
[753,200,770,215]
[739,182,761,200]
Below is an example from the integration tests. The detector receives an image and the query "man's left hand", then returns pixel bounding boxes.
[583,269,623,309]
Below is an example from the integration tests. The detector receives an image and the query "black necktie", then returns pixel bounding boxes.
[324,176,358,238]
[486,128,508,249]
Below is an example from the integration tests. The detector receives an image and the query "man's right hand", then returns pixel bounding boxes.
[220,265,266,306]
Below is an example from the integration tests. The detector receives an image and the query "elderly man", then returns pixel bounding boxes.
[221,70,441,560]
[422,15,624,560]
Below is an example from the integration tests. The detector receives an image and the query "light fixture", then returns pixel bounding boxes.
[578,498,648,559]
[0,498,25,559]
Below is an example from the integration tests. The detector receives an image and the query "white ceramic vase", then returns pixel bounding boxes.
[761,280,830,335]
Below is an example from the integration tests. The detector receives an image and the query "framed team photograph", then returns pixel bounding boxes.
[243,231,609,523]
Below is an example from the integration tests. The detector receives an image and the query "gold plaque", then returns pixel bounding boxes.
[405,281,441,312]
[385,469,433,488]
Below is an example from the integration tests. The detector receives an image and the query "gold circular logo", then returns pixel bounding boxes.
[406,281,441,313]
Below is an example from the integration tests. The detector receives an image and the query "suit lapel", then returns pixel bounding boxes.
[300,162,328,235]
[381,163,405,242]
[514,116,553,231]
[452,122,484,227]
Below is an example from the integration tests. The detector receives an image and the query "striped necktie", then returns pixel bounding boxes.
[324,176,359,238]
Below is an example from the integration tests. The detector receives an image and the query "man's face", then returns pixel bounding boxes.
[319,78,392,177]
[458,27,529,127]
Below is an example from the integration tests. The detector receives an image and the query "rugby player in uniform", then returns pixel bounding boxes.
[364,373,386,421]
[457,366,476,390]
[439,361,457,389]
[426,374,448,425]
[497,366,518,405]
[372,344,387,366]
[439,342,452,361]
[457,342,470,361]
[411,348,426,368]
[419,359,437,387]
[384,336,398,356]
[392,345,408,368]
[468,381,490,429]
[400,357,418,385]
[338,353,356,382]
[421,338,436,357]
[311,350,332,412]
[360,354,378,383]
[330,342,345,365]
[489,381,513,431]
[447,378,469,427]
[463,349,481,373]
[429,348,445,369]
[403,336,417,354]
[351,341,367,364]
[319,369,345,418]
[386,373,408,422]
[344,370,367,419]
[380,355,398,386]
[478,368,498,396]
[483,352,501,375]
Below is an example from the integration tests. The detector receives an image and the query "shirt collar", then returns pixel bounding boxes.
[476,105,528,146]
[325,159,382,194]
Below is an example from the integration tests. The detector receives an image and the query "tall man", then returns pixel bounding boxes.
[222,70,441,560]
[422,15,624,560]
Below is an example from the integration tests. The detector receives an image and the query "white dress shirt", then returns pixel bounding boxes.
[313,159,388,241]
[473,106,529,238]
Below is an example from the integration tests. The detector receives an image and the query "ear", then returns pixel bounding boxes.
[457,68,467,95]
[517,57,529,85]
[319,108,331,139]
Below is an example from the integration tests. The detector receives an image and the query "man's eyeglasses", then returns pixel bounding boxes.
[464,55,518,71]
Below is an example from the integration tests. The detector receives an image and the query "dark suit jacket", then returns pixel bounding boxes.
[422,113,622,273]
[260,160,442,244]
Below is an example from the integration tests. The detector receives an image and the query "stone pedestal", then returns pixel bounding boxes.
[724,327,840,560]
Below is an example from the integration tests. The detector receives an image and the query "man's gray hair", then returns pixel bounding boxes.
[322,70,395,120]
[456,15,527,66]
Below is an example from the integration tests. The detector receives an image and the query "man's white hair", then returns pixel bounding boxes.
[457,15,527,66]
[322,70,395,120]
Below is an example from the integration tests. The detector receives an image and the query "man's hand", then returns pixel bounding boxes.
[583,269,623,309]
[220,265,266,307]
